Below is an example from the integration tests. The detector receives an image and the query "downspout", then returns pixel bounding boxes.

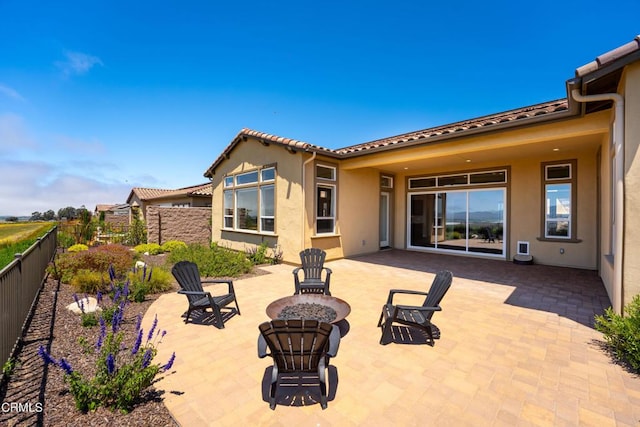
[571,88,624,314]
[302,151,317,250]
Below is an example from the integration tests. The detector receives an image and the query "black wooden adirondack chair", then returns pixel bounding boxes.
[171,261,240,329]
[378,270,453,345]
[293,248,332,295]
[258,319,340,409]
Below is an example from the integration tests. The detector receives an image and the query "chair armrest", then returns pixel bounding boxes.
[394,304,442,313]
[386,289,429,304]
[292,268,302,287]
[201,279,235,294]
[177,290,211,298]
[257,335,269,358]
[327,325,340,357]
[324,268,332,295]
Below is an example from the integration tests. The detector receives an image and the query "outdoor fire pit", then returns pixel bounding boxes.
[266,294,351,324]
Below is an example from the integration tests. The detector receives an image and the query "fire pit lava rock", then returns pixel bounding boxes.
[266,294,351,324]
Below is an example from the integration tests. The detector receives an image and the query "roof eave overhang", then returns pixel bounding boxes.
[337,107,578,159]
[570,36,640,115]
[203,131,339,177]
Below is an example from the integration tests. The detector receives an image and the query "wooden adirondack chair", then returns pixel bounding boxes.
[293,248,332,295]
[258,319,340,409]
[171,261,240,329]
[378,270,453,345]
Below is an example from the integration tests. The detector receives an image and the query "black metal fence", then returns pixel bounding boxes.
[0,227,58,369]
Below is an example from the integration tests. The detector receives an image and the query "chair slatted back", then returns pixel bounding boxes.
[300,248,327,281]
[422,270,453,311]
[259,319,333,373]
[172,261,205,303]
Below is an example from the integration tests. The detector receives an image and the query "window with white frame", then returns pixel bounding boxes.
[542,161,575,239]
[223,166,275,233]
[316,164,336,234]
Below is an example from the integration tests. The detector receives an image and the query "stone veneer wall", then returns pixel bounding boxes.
[103,212,129,226]
[146,206,211,245]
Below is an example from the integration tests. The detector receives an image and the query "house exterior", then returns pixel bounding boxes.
[126,183,212,223]
[204,36,640,314]
[94,203,129,226]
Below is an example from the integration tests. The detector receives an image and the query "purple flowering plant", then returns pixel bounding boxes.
[38,264,176,413]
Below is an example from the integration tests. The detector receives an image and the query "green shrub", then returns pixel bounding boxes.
[595,295,640,371]
[246,242,269,265]
[126,216,146,246]
[160,240,187,253]
[134,243,163,255]
[127,265,173,300]
[167,243,253,277]
[38,294,175,413]
[68,244,89,253]
[49,245,135,283]
[70,269,109,293]
[81,313,99,328]
[58,232,76,249]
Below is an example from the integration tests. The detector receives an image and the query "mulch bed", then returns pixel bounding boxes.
[0,253,270,426]
[0,275,179,426]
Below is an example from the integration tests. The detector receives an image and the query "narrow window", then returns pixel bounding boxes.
[223,190,234,228]
[316,185,335,234]
[542,160,576,239]
[260,185,275,232]
[316,163,337,234]
[545,183,571,238]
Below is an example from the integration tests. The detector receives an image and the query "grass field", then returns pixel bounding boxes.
[0,222,55,269]
[0,222,52,244]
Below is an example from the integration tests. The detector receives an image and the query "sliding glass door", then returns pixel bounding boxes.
[408,188,505,257]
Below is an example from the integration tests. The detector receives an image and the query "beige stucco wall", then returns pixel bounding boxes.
[511,151,599,269]
[207,101,617,273]
[363,115,608,270]
[210,137,304,264]
[336,168,380,257]
[623,62,640,308]
[598,131,615,309]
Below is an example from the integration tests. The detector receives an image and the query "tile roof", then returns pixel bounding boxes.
[131,183,212,201]
[132,187,175,200]
[94,204,117,212]
[335,99,569,156]
[204,128,339,176]
[575,35,640,77]
[204,98,570,176]
[151,183,212,199]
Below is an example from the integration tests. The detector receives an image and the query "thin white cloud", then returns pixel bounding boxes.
[0,159,131,216]
[0,84,26,102]
[54,134,107,155]
[55,50,103,76]
[0,113,36,151]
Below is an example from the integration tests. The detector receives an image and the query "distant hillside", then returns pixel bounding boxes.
[0,216,31,222]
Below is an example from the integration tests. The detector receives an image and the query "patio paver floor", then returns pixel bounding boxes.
[143,250,640,426]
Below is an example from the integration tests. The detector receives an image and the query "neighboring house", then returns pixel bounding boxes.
[94,203,129,226]
[204,36,640,314]
[126,183,212,223]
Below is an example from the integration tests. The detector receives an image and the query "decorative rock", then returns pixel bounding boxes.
[66,297,102,314]
[135,260,146,268]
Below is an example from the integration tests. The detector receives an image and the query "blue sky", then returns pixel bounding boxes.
[1,1,638,216]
